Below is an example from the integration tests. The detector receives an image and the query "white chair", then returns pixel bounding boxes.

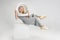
[13,19,30,39]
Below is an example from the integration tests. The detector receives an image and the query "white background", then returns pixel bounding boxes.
[0,0,60,40]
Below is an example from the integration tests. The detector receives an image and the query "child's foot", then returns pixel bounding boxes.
[40,25,48,30]
[39,16,46,19]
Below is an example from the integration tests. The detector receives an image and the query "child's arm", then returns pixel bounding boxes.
[15,10,19,20]
[25,10,30,18]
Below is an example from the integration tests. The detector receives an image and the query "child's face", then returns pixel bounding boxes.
[18,6,24,13]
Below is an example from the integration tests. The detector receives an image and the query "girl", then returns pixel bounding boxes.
[15,3,48,30]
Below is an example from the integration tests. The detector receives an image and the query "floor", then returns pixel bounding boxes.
[0,23,60,40]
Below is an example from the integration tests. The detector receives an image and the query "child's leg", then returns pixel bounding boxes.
[35,17,48,30]
[34,17,42,27]
[30,14,46,19]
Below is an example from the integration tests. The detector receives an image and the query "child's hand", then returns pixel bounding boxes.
[39,16,46,19]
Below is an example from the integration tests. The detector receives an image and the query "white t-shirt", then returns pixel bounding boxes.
[17,12,33,16]
[17,13,28,16]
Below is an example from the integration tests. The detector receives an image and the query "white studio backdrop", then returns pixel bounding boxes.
[0,0,60,40]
